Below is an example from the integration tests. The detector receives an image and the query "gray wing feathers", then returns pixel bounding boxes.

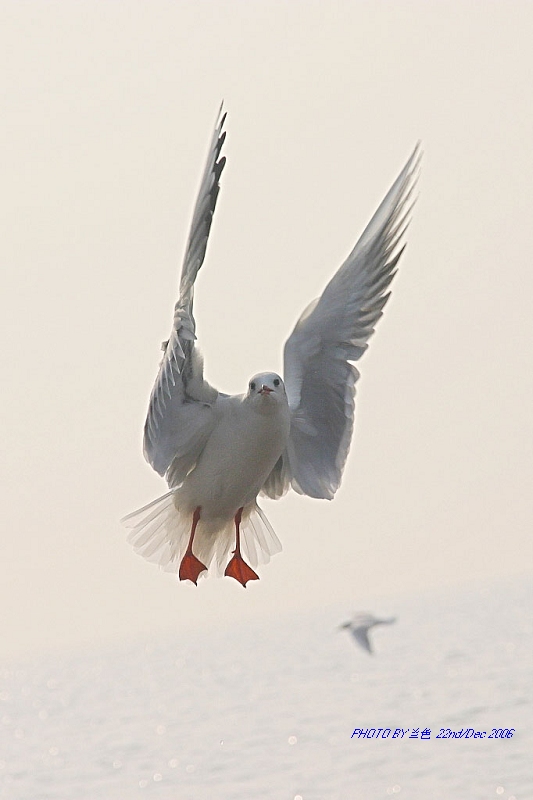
[143,108,227,479]
[261,453,291,500]
[282,144,421,499]
[352,628,373,653]
[179,106,227,299]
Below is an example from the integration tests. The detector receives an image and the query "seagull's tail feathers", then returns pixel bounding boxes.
[122,491,188,573]
[121,494,281,578]
[239,504,282,570]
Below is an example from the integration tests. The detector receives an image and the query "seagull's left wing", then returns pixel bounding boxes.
[143,107,227,481]
[271,145,421,500]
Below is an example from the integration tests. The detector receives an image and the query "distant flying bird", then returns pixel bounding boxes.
[340,613,397,654]
[123,106,420,587]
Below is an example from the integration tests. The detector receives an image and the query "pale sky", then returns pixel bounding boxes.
[1,0,532,658]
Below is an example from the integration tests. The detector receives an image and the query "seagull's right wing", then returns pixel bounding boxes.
[143,107,227,483]
[352,627,373,654]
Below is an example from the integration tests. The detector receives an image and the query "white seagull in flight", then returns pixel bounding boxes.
[340,613,397,654]
[123,108,420,587]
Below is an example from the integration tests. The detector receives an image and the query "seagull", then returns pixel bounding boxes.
[339,613,397,654]
[123,107,420,587]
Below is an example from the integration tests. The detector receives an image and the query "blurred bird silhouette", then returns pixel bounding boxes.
[339,613,396,654]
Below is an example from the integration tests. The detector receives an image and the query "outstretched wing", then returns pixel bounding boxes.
[276,145,421,500]
[351,627,373,654]
[143,107,227,482]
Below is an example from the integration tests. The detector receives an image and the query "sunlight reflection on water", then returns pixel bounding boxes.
[0,576,531,800]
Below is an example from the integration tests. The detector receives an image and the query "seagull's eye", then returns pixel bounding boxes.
[250,382,256,391]
[273,378,280,387]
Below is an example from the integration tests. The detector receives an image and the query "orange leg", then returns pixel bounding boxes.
[179,507,207,584]
[224,507,259,587]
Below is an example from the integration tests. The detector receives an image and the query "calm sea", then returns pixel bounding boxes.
[1,576,531,800]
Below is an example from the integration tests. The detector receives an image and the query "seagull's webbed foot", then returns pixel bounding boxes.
[225,553,259,587]
[179,552,207,585]
[224,506,260,587]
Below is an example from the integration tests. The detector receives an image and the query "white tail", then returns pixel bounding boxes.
[122,493,282,578]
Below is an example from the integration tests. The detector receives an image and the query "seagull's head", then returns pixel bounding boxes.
[245,372,287,412]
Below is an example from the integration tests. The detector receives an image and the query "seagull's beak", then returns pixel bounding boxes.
[259,385,273,395]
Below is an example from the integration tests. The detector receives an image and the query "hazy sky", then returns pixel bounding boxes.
[1,1,532,658]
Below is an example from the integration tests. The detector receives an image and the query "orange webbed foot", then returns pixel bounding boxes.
[224,554,259,587]
[179,552,207,585]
